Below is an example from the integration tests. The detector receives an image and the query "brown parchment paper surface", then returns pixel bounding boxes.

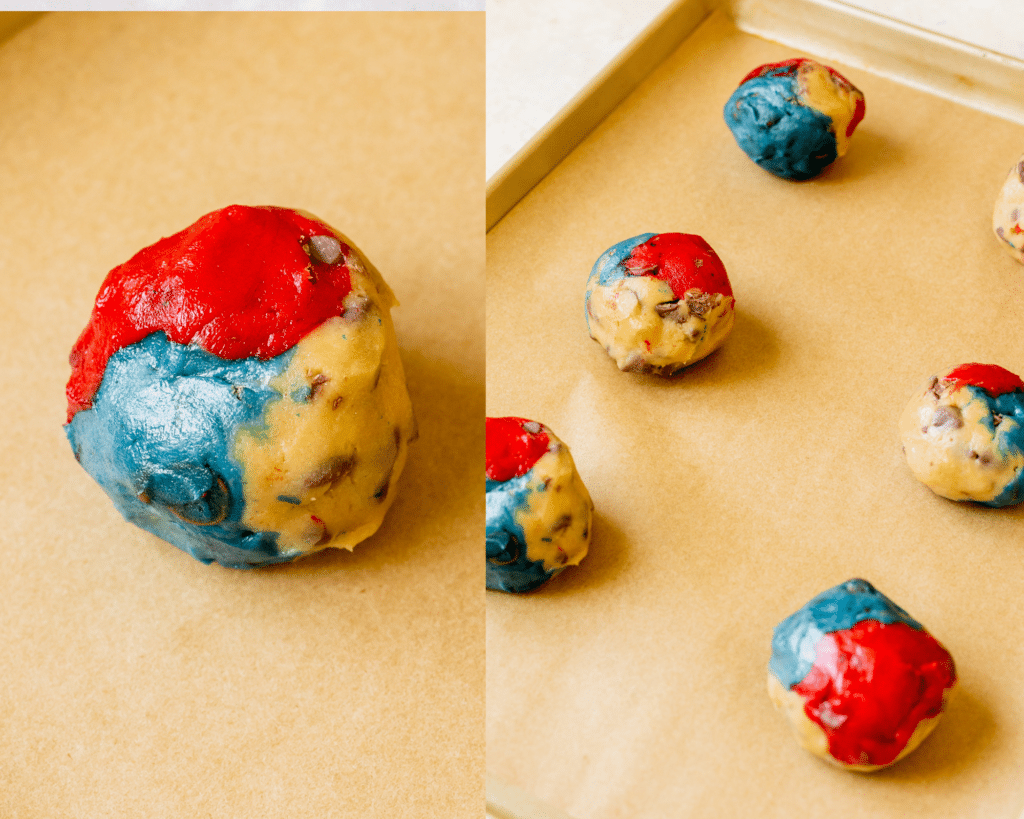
[486,11,1024,819]
[0,12,483,818]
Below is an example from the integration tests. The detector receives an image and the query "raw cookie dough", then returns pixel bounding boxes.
[900,363,1024,507]
[584,233,735,375]
[65,205,416,569]
[769,578,957,771]
[486,417,593,593]
[723,58,865,180]
[993,153,1024,263]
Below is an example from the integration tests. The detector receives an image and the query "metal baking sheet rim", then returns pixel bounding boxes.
[486,1,1024,817]
[485,0,1024,233]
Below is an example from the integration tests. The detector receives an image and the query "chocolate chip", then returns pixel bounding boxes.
[1018,159,1024,185]
[622,354,653,373]
[993,413,1003,427]
[522,421,542,434]
[332,396,344,410]
[655,301,679,317]
[168,475,230,527]
[309,234,342,265]
[685,290,716,317]
[342,294,371,321]
[552,514,572,532]
[488,536,521,566]
[308,373,329,401]
[304,455,355,489]
[314,528,333,547]
[931,405,962,430]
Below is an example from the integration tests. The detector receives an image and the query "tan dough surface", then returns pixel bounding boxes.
[515,432,593,572]
[798,60,862,158]
[585,273,735,374]
[487,11,1024,819]
[0,12,483,818]
[235,245,416,557]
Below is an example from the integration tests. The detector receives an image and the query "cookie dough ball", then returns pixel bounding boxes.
[993,154,1024,263]
[769,578,957,771]
[900,363,1024,507]
[65,205,416,568]
[724,58,865,180]
[486,417,593,593]
[584,233,735,375]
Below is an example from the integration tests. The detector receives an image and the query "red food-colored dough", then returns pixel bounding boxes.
[793,620,956,767]
[66,205,353,422]
[943,362,1024,398]
[486,417,550,483]
[623,233,732,301]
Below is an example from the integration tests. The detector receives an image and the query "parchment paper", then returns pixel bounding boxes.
[486,11,1024,818]
[0,12,483,818]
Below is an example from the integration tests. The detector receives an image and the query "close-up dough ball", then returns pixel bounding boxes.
[65,205,416,568]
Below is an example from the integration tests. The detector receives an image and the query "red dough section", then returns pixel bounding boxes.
[623,233,733,301]
[943,362,1024,398]
[486,417,550,483]
[793,620,956,768]
[739,58,865,138]
[66,205,353,422]
[740,57,808,84]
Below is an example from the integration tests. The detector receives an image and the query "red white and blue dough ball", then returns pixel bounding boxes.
[584,233,735,375]
[900,363,1024,507]
[769,578,957,771]
[724,58,865,180]
[486,417,593,593]
[65,205,416,569]
[993,153,1024,263]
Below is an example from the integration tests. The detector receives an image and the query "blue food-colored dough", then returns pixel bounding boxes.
[591,233,656,287]
[486,474,560,593]
[723,72,838,181]
[770,578,923,689]
[974,386,1024,507]
[583,233,655,334]
[66,331,298,569]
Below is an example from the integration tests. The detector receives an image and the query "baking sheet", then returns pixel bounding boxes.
[0,12,483,817]
[486,10,1024,818]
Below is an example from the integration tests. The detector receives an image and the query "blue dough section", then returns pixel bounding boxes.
[66,332,296,569]
[975,386,1024,507]
[584,233,655,334]
[723,72,838,181]
[486,473,558,593]
[770,579,923,689]
[591,233,656,287]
